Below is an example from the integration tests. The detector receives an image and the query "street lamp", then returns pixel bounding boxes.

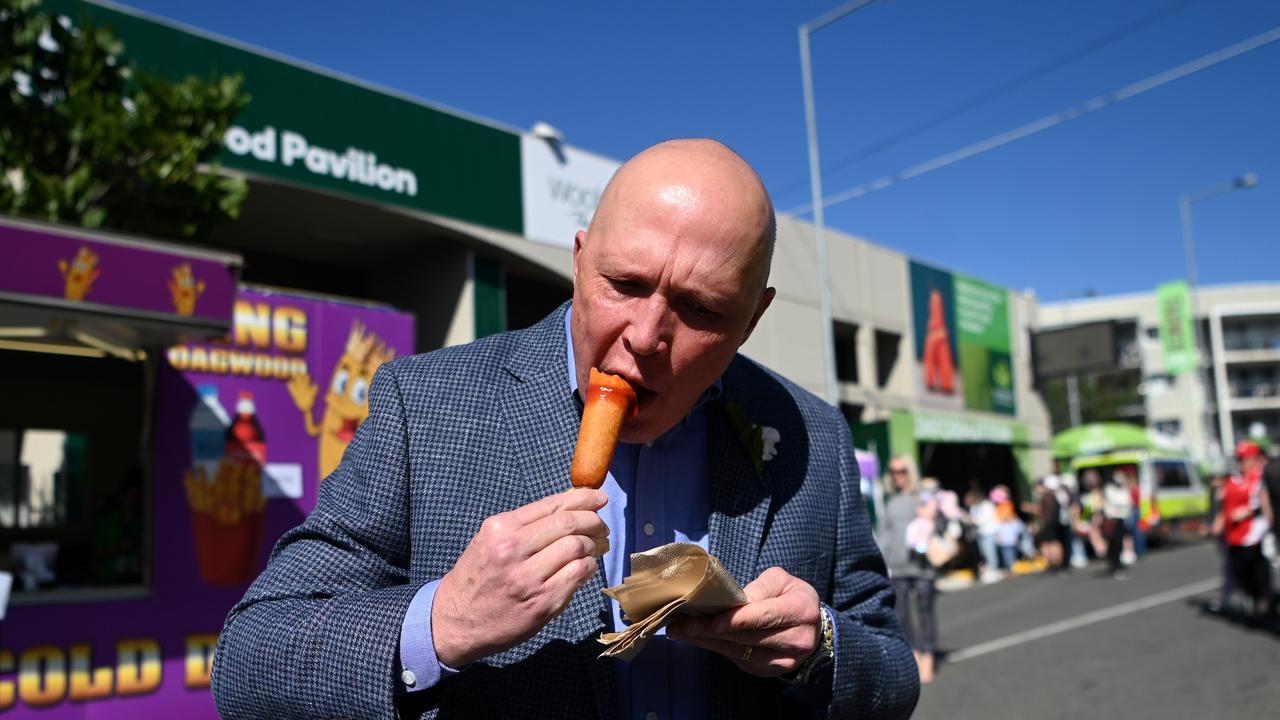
[1178,172,1258,461]
[799,0,885,406]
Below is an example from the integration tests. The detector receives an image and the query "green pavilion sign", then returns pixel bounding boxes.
[913,411,1021,445]
[222,126,420,198]
[49,0,523,233]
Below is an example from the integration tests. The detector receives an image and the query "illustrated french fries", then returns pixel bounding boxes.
[184,458,267,522]
[184,455,268,586]
[571,368,637,489]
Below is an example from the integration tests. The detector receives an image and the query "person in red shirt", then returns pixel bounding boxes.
[1214,441,1274,620]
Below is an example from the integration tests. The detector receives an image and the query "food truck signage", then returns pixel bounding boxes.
[0,217,237,325]
[0,287,413,718]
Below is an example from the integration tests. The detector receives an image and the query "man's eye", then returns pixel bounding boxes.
[686,301,720,319]
[607,277,643,294]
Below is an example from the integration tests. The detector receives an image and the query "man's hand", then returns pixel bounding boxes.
[667,566,821,678]
[432,488,609,667]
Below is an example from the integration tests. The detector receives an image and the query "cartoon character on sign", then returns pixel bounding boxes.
[287,322,396,479]
[923,289,956,394]
[168,262,206,316]
[58,246,101,300]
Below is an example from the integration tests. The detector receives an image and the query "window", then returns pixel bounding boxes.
[0,349,147,597]
[839,403,864,427]
[0,429,86,529]
[833,321,859,383]
[1153,461,1191,490]
[875,330,901,389]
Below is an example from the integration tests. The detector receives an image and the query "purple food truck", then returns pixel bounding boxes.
[0,216,413,718]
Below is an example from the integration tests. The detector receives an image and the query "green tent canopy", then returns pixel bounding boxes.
[1051,422,1163,459]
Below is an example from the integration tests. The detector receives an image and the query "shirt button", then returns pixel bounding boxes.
[645,440,654,448]
[643,522,656,537]
[400,669,417,687]
[646,713,658,720]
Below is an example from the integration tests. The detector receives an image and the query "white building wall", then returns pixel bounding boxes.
[1037,282,1280,462]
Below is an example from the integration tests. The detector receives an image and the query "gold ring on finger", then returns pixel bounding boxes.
[740,645,752,662]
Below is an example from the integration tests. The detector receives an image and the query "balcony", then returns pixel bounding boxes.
[1229,382,1280,412]
[1222,347,1280,365]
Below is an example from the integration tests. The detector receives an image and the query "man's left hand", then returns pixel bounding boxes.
[667,566,821,678]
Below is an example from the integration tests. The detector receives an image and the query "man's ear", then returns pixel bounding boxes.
[572,230,587,284]
[741,287,775,346]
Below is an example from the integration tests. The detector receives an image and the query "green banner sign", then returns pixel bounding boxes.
[909,261,1015,416]
[913,411,1023,445]
[1157,280,1198,374]
[955,274,1016,415]
[49,0,523,234]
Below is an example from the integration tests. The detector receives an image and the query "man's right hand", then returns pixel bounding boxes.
[431,488,609,667]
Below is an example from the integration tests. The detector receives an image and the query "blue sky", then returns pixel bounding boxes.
[117,0,1278,301]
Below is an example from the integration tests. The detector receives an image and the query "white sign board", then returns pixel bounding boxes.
[521,136,620,249]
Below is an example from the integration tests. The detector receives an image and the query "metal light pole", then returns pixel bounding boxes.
[1178,172,1258,461]
[799,0,883,406]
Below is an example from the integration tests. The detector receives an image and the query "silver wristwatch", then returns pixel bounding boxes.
[783,606,834,685]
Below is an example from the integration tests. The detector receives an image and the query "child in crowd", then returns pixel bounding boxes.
[992,486,1024,576]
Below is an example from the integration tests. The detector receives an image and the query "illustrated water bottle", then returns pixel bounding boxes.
[226,390,267,466]
[190,385,229,481]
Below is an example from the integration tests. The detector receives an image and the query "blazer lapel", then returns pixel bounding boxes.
[705,381,774,720]
[707,392,772,589]
[500,305,616,719]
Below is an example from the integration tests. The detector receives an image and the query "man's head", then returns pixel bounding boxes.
[570,139,776,443]
[1237,440,1265,473]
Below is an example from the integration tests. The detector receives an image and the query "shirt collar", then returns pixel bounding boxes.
[563,304,723,424]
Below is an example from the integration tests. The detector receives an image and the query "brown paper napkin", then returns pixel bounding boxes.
[598,542,748,660]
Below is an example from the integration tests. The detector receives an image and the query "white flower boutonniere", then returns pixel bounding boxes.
[725,400,780,475]
[760,426,781,462]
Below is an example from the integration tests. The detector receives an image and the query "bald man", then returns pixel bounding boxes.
[213,140,919,720]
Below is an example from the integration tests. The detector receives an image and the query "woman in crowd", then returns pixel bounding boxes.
[1102,473,1134,579]
[878,456,940,684]
[1036,475,1066,571]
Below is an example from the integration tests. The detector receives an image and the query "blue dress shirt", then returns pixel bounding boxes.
[398,305,720,720]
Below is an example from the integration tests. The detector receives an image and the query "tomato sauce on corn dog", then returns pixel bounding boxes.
[571,368,637,489]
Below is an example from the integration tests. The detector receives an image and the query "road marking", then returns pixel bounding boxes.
[947,577,1221,664]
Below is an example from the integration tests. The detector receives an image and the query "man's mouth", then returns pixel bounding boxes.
[599,369,656,411]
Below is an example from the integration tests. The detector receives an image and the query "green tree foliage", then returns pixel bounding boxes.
[0,0,249,238]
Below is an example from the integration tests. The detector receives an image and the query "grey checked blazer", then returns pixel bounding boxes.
[212,304,919,719]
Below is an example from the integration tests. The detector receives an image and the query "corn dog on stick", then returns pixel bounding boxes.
[571,368,637,489]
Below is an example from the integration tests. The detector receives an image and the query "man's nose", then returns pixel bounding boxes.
[623,298,671,357]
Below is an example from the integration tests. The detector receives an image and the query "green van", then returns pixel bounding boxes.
[1071,451,1211,532]
[1054,423,1212,534]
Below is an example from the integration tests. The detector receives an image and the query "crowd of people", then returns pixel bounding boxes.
[873,454,1155,683]
[876,458,1149,593]
[875,439,1280,688]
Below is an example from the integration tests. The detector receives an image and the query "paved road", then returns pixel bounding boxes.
[913,541,1280,720]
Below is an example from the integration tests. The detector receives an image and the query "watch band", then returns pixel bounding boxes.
[782,606,834,685]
